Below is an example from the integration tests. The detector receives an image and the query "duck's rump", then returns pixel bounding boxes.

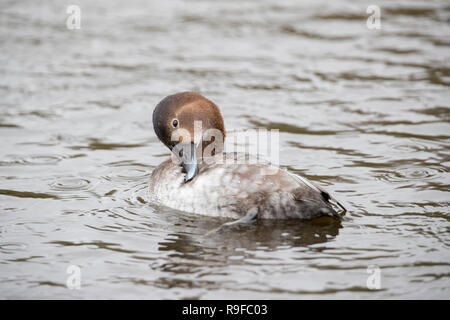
[148,154,341,220]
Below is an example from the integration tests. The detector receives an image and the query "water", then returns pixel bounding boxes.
[0,0,449,299]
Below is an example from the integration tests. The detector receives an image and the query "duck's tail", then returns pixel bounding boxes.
[292,187,345,221]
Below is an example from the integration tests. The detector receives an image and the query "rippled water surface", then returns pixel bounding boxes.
[1,0,449,299]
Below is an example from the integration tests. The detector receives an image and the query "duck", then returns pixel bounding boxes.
[148,92,345,221]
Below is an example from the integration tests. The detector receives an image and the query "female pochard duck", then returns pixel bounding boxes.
[149,92,345,221]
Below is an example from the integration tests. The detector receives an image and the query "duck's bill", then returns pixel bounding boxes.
[174,142,198,183]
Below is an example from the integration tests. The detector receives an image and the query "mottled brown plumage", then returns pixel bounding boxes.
[149,92,345,220]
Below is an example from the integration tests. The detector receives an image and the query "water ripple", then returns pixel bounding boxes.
[49,178,91,191]
[389,140,441,153]
[0,242,27,254]
[0,154,64,166]
[103,162,150,182]
[375,165,446,183]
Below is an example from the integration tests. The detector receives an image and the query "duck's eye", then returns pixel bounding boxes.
[172,119,178,128]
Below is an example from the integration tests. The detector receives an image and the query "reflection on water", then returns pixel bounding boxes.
[0,0,449,299]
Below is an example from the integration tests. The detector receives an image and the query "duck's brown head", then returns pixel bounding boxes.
[152,92,226,182]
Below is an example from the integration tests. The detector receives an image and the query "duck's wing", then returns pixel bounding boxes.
[202,208,258,238]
